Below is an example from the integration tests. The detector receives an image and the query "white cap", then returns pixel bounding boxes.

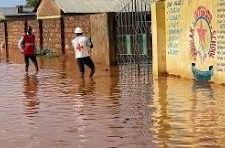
[74,27,83,34]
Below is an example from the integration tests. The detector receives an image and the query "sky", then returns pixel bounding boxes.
[0,0,25,7]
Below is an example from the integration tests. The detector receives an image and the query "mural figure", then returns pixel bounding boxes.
[190,6,216,80]
[192,63,213,81]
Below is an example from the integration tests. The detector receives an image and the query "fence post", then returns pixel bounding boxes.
[24,20,28,32]
[142,34,147,55]
[38,19,43,50]
[60,17,65,54]
[126,35,131,54]
[4,22,8,60]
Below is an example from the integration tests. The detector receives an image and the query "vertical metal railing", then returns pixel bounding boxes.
[115,0,151,66]
[115,0,152,78]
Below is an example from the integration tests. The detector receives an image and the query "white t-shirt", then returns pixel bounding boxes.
[71,36,92,59]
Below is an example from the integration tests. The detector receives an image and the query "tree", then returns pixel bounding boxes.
[26,0,39,7]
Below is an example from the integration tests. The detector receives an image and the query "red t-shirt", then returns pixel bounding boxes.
[23,34,35,56]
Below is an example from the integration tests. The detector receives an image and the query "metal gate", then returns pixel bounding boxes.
[115,0,152,65]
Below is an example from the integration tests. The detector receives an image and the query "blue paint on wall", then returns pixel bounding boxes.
[192,63,214,81]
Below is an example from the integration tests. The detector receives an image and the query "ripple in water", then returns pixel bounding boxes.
[0,56,225,147]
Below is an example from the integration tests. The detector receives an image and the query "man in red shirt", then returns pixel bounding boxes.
[18,26,39,74]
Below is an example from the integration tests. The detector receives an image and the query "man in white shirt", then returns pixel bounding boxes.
[71,27,95,79]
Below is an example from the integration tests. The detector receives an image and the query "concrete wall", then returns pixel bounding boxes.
[152,0,225,84]
[151,2,167,75]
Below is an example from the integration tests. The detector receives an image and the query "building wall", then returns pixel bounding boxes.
[37,0,61,19]
[27,20,41,49]
[63,13,115,68]
[0,23,6,60]
[0,13,116,68]
[151,2,166,75]
[7,21,24,50]
[0,23,5,44]
[63,15,91,54]
[42,18,62,53]
[90,13,111,68]
[152,0,225,84]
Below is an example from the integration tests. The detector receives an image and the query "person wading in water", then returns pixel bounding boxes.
[71,27,95,79]
[18,26,39,74]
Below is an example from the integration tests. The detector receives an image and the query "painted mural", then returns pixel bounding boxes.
[217,0,225,73]
[164,0,225,82]
[149,0,225,83]
[166,0,183,56]
[189,6,216,62]
[189,6,215,80]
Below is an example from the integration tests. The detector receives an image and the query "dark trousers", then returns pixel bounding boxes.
[77,56,95,78]
[24,55,39,72]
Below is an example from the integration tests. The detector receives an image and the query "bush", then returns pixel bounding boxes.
[36,48,59,58]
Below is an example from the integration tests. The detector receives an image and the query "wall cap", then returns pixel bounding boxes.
[37,15,61,19]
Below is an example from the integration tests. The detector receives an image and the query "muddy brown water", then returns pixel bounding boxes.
[0,50,225,148]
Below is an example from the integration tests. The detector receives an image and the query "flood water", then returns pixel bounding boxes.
[1,50,225,148]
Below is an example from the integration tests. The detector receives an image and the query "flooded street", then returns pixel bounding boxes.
[1,52,225,148]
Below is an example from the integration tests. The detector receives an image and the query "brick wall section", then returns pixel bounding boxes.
[0,13,116,68]
[42,18,62,53]
[63,15,91,53]
[27,20,41,49]
[7,21,25,50]
[0,23,5,44]
[90,13,111,68]
[37,0,61,18]
[0,23,6,60]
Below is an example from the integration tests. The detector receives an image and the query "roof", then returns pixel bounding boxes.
[0,7,35,19]
[54,0,150,13]
[55,0,117,13]
[116,0,150,12]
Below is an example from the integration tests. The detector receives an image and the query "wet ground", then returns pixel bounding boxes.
[1,51,225,148]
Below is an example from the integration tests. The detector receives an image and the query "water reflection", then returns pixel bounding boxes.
[2,50,225,147]
[153,76,170,148]
[77,79,96,97]
[150,76,225,147]
[191,81,220,148]
[192,80,214,99]
[23,75,39,116]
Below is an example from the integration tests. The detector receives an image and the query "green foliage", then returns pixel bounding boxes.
[36,48,59,58]
[26,0,39,7]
